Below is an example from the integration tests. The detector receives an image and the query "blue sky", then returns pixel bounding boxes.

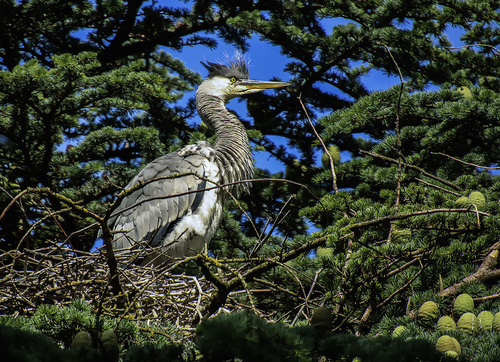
[160,1,468,173]
[169,37,306,173]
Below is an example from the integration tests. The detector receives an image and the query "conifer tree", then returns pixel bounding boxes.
[1,1,500,360]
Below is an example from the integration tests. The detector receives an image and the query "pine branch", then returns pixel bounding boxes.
[415,178,461,197]
[446,44,500,55]
[348,207,488,231]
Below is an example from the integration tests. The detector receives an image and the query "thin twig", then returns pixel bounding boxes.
[415,178,461,197]
[191,276,205,321]
[0,189,28,222]
[291,268,323,326]
[431,152,500,170]
[447,44,500,55]
[297,94,338,192]
[349,207,488,231]
[473,294,500,302]
[250,194,296,257]
[376,259,429,309]
[382,44,405,211]
[108,176,320,220]
[360,150,461,190]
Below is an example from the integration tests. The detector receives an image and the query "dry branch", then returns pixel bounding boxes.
[440,240,500,297]
[360,150,462,191]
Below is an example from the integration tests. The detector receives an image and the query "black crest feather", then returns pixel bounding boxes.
[201,56,249,80]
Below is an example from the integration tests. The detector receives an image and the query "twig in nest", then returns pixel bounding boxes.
[250,194,296,258]
[291,268,323,326]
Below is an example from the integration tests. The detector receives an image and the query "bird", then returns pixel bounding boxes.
[107,56,289,266]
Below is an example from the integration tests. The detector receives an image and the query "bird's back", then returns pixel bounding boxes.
[109,141,222,265]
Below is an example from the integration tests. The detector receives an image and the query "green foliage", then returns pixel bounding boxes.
[0,324,68,362]
[302,85,500,343]
[1,306,449,361]
[2,0,500,360]
[124,342,185,362]
[0,300,187,361]
[196,311,313,361]
[196,310,446,361]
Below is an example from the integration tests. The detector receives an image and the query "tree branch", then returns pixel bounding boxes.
[431,152,500,170]
[440,241,500,297]
[348,208,487,231]
[298,94,338,192]
[360,150,462,191]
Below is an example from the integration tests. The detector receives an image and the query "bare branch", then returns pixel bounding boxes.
[250,194,296,257]
[298,94,338,192]
[446,44,500,55]
[0,189,28,222]
[415,178,461,197]
[441,241,500,297]
[360,149,462,191]
[349,207,488,231]
[431,151,500,170]
[382,44,405,211]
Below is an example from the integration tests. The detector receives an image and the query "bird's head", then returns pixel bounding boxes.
[198,57,289,102]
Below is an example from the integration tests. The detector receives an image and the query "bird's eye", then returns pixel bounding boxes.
[229,77,237,83]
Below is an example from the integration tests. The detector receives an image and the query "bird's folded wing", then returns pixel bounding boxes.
[109,151,217,250]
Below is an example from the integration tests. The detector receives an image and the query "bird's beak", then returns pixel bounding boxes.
[239,80,290,91]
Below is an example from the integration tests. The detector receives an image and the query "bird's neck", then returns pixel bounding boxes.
[197,95,253,193]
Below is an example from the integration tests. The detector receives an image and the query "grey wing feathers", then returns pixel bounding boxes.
[109,151,212,252]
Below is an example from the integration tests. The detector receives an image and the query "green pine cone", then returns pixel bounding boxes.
[310,307,332,330]
[453,294,474,316]
[493,312,500,332]
[478,310,494,332]
[100,330,119,362]
[454,196,469,208]
[436,335,461,355]
[436,316,456,331]
[468,191,486,209]
[71,331,93,350]
[417,301,439,324]
[457,312,479,334]
[392,325,406,337]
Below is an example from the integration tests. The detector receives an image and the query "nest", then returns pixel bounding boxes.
[0,240,325,339]
[0,245,221,330]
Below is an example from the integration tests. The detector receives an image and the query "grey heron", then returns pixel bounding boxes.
[108,57,289,265]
